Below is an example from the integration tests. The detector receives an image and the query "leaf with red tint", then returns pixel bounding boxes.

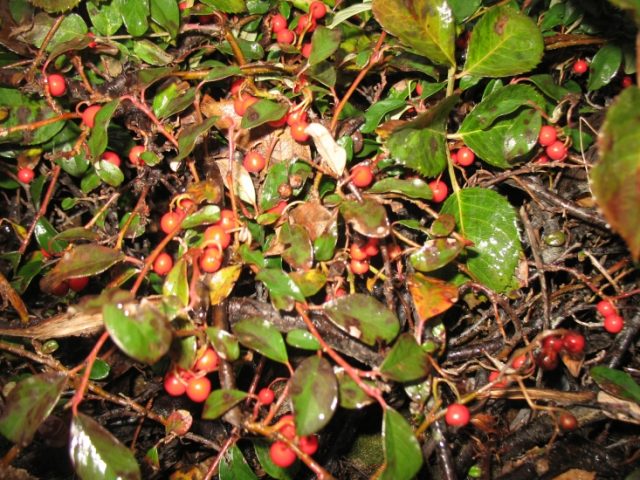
[407,272,458,323]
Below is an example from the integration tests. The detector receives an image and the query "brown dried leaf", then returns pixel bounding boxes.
[0,271,29,324]
[290,200,337,240]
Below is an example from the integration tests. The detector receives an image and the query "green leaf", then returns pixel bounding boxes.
[29,0,81,13]
[309,26,342,66]
[380,408,423,480]
[337,372,375,409]
[103,296,172,364]
[207,264,242,305]
[380,333,431,382]
[372,0,455,67]
[88,101,119,161]
[70,413,141,480]
[117,0,149,37]
[201,0,247,13]
[323,294,400,346]
[327,3,372,29]
[462,5,543,77]
[260,162,289,210]
[409,238,463,272]
[163,257,189,307]
[87,0,123,36]
[279,223,313,270]
[153,84,196,119]
[95,160,125,187]
[176,117,218,162]
[241,99,289,129]
[232,316,289,364]
[528,74,580,102]
[361,99,406,134]
[386,95,459,177]
[202,389,248,420]
[88,359,111,380]
[181,205,221,229]
[133,39,174,66]
[448,0,481,21]
[0,373,67,446]
[587,43,622,92]
[256,268,305,311]
[34,217,66,254]
[291,356,338,436]
[204,63,243,82]
[206,327,240,361]
[590,366,640,404]
[286,329,321,350]
[150,0,179,38]
[220,445,259,480]
[440,188,522,292]
[289,269,327,297]
[340,197,390,238]
[592,87,640,260]
[368,177,433,200]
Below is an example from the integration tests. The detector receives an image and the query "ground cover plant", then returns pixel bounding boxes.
[1,0,640,478]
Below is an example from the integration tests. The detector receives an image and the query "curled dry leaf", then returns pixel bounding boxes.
[305,122,346,176]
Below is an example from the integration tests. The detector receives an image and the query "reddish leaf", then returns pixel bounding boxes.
[407,273,458,322]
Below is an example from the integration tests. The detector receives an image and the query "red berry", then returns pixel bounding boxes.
[50,281,70,296]
[17,167,35,183]
[243,151,266,173]
[622,75,634,88]
[301,42,312,58]
[270,441,297,468]
[47,74,67,97]
[325,287,347,302]
[538,125,557,147]
[299,435,319,455]
[562,331,585,355]
[271,14,287,33]
[286,109,308,126]
[445,403,470,427]
[186,376,211,403]
[204,224,231,249]
[101,151,121,167]
[511,354,530,370]
[542,335,564,353]
[572,59,588,74]
[350,243,368,261]
[537,349,559,370]
[276,29,295,45]
[290,121,309,142]
[456,147,475,166]
[596,300,616,317]
[69,276,89,293]
[218,209,238,232]
[279,415,296,439]
[153,252,173,276]
[535,155,549,164]
[295,14,317,34]
[164,371,187,396]
[82,105,101,128]
[488,371,509,388]
[178,1,188,10]
[129,145,146,166]
[363,238,379,257]
[351,164,374,188]
[545,141,567,161]
[429,180,448,203]
[194,348,219,373]
[230,78,244,96]
[267,200,288,216]
[309,1,327,19]
[258,388,275,405]
[234,94,258,116]
[160,211,183,234]
[87,33,97,48]
[604,314,624,334]
[268,112,289,128]
[350,258,369,275]
[199,247,223,273]
[415,82,423,96]
[388,244,402,260]
[558,412,578,431]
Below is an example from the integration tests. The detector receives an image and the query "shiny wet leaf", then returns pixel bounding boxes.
[291,356,338,436]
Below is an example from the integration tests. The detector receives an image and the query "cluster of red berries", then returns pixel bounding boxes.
[536,331,585,371]
[537,125,567,162]
[164,347,219,402]
[269,414,319,468]
[597,300,624,334]
[270,1,327,56]
[451,146,475,167]
[349,238,379,275]
[48,276,90,296]
[445,403,470,427]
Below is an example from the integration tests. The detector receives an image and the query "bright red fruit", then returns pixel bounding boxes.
[511,354,530,370]
[351,165,374,188]
[69,276,89,292]
[47,74,67,97]
[218,209,237,232]
[538,125,557,147]
[488,371,509,388]
[535,154,550,164]
[271,14,287,33]
[199,247,222,273]
[279,415,296,439]
[178,2,188,10]
[542,335,564,353]
[429,180,448,203]
[596,300,616,316]
[445,403,470,427]
[364,238,379,257]
[309,1,327,19]
[295,14,317,34]
[230,78,244,96]
[572,59,588,74]
[258,388,275,405]
[546,141,567,161]
[160,211,183,234]
[153,252,173,276]
[268,112,289,128]
[301,42,312,58]
[299,435,319,455]
[559,412,578,431]
[129,145,146,166]
[276,29,295,45]
[350,258,369,275]
[415,82,423,96]
[562,331,585,354]
[456,147,475,166]
[194,348,219,373]
[622,75,633,88]
[243,151,266,173]
[17,167,35,183]
[82,105,101,128]
[204,224,231,249]
[537,349,559,370]
[270,441,297,468]
[290,121,309,142]
[267,200,288,216]
[350,243,368,261]
[234,94,258,116]
[50,281,70,296]
[101,151,121,167]
[164,371,187,396]
[604,314,624,334]
[286,109,308,126]
[186,376,211,402]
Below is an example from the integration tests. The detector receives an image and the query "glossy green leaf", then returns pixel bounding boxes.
[587,43,622,92]
[87,0,123,35]
[153,84,196,119]
[241,99,289,130]
[88,359,111,381]
[441,188,522,292]
[133,39,173,65]
[232,316,289,364]
[70,412,141,480]
[176,117,218,162]
[202,389,248,420]
[448,0,481,21]
[201,0,247,13]
[368,177,433,200]
[207,264,242,305]
[289,269,327,297]
[337,372,375,409]
[528,74,580,102]
[463,5,543,77]
[386,95,459,177]
[206,327,241,361]
[590,366,640,403]
[380,408,422,480]
[220,445,259,480]
[0,373,67,446]
[323,294,400,346]
[204,64,243,82]
[30,0,81,13]
[34,217,66,254]
[260,162,289,210]
[256,268,305,310]
[117,0,149,37]
[286,329,321,350]
[340,197,390,238]
[291,356,338,436]
[180,205,220,229]
[103,297,172,364]
[592,87,640,260]
[372,0,455,66]
[163,257,189,307]
[150,0,179,38]
[309,26,342,65]
[407,273,458,322]
[52,227,100,243]
[410,238,463,272]
[96,160,125,187]
[88,100,119,161]
[279,223,313,270]
[40,244,125,293]
[380,333,431,382]
[361,99,406,134]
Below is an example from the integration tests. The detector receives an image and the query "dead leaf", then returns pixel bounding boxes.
[553,469,596,480]
[0,271,29,324]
